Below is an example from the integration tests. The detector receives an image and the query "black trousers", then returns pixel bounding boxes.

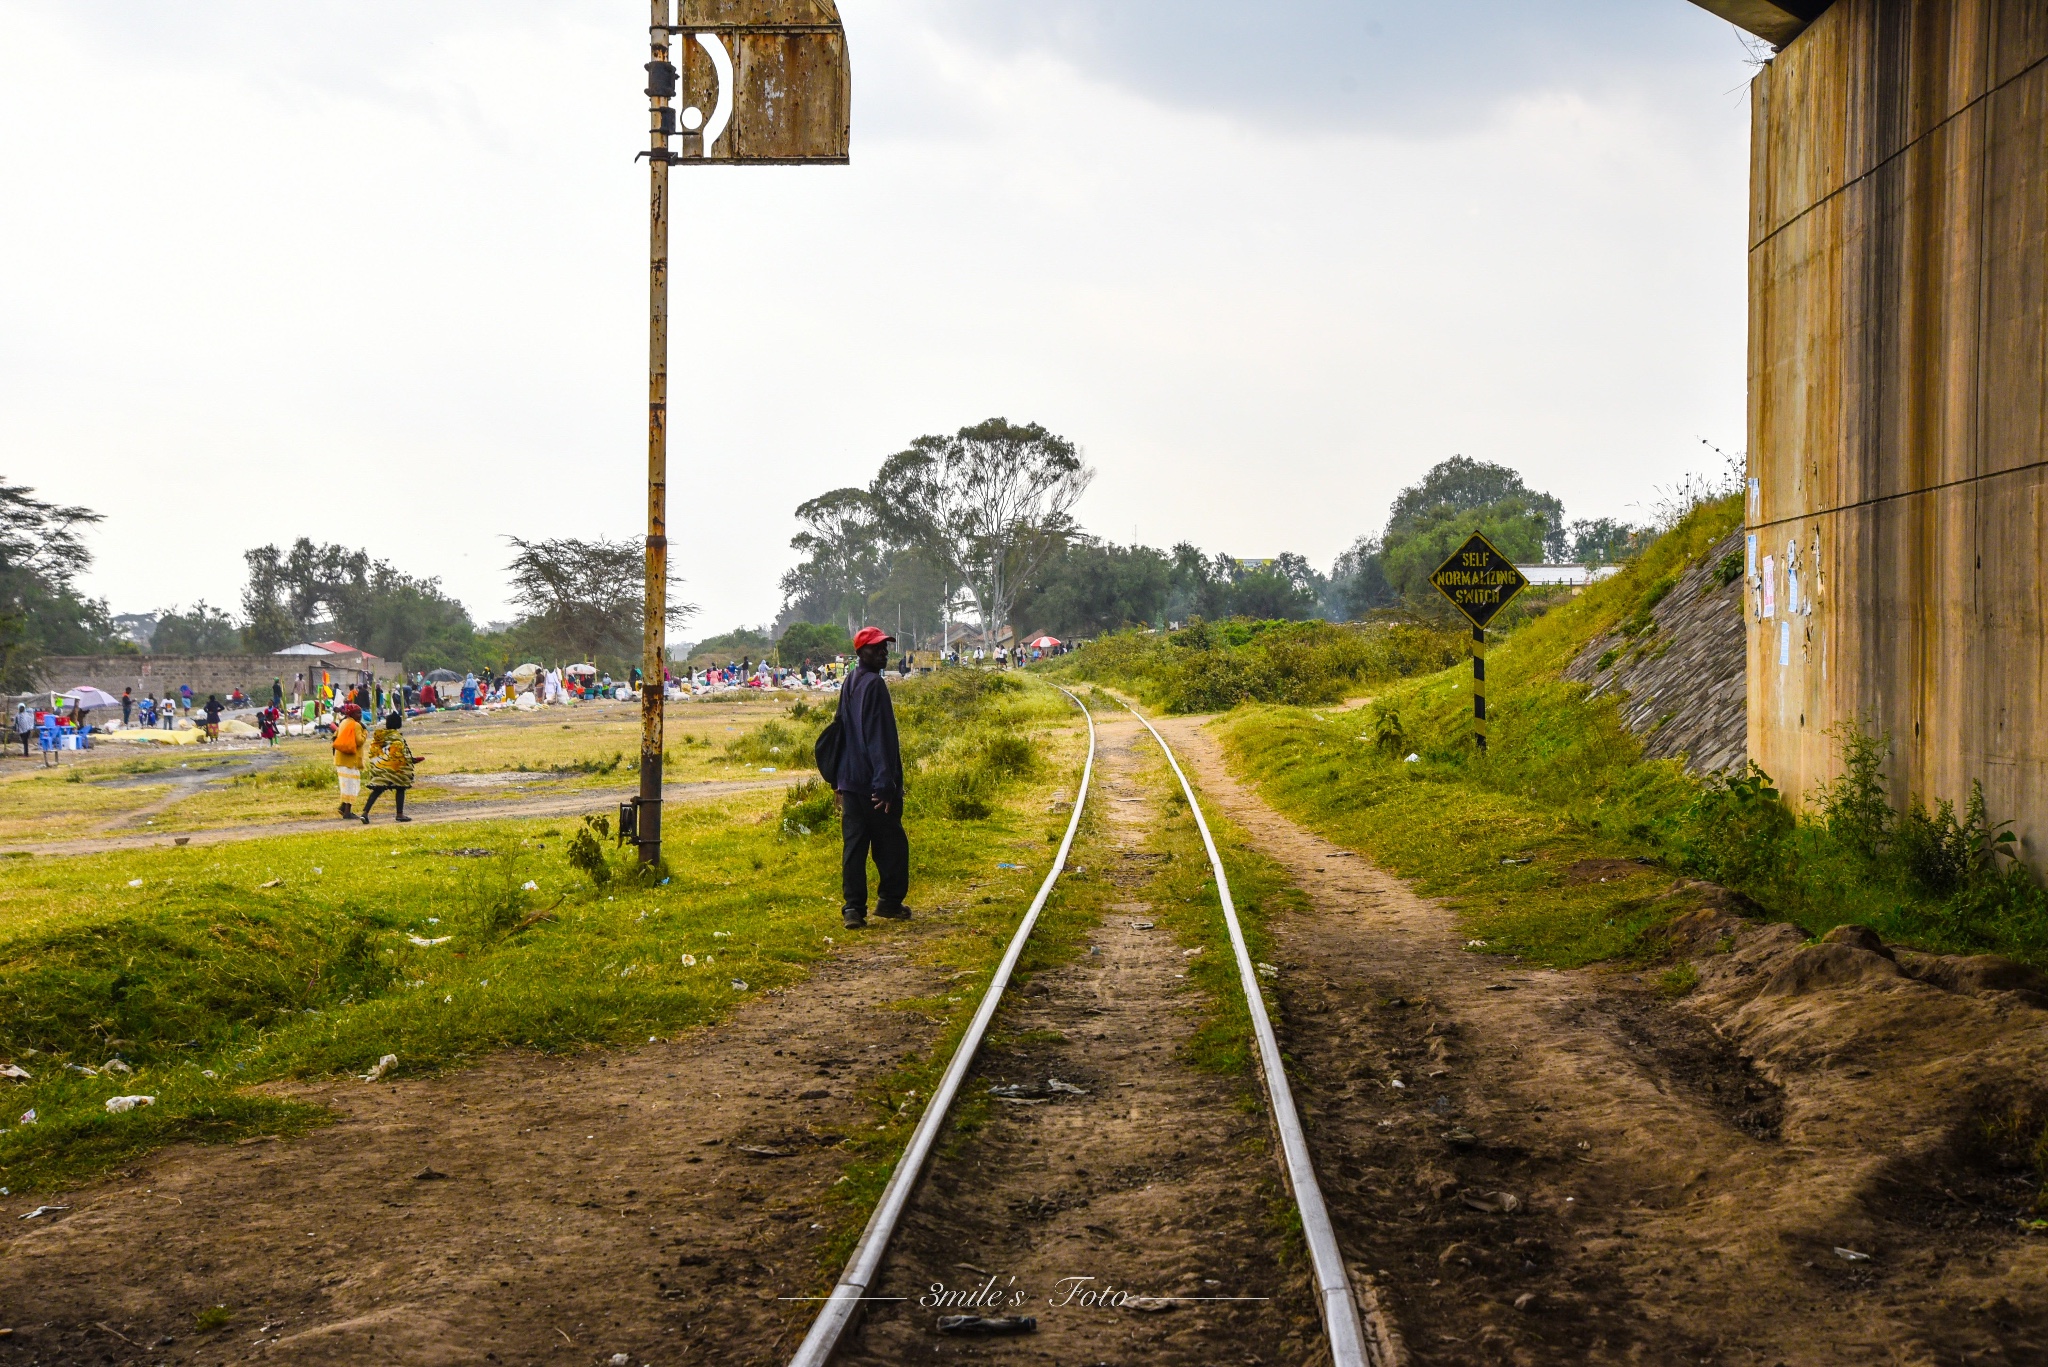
[840,792,908,914]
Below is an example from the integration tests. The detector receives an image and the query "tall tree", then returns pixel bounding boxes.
[1009,539,1171,638]
[0,477,123,688]
[779,488,890,635]
[1379,456,1566,601]
[504,535,693,668]
[869,418,1092,651]
[240,537,478,665]
[152,602,243,654]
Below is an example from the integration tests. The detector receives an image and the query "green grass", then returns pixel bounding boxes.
[1204,493,2047,968]
[0,674,1093,1195]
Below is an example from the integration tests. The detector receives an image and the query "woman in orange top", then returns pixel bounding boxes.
[332,703,367,820]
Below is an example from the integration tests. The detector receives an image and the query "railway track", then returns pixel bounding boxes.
[788,689,1397,1366]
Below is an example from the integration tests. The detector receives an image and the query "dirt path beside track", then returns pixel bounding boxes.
[1154,714,2048,1367]
[4,777,797,859]
[0,946,947,1367]
[842,709,1323,1365]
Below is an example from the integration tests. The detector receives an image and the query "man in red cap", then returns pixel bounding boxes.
[836,626,910,928]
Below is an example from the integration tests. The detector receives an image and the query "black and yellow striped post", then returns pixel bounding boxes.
[1471,625,1487,753]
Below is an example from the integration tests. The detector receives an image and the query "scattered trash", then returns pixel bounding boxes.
[0,1066,28,1082]
[127,879,144,888]
[1256,962,1279,978]
[362,1054,398,1082]
[1182,947,1203,958]
[201,1070,217,1079]
[2016,1217,2048,1234]
[730,980,749,991]
[996,862,1025,870]
[18,1110,35,1125]
[442,995,453,1004]
[66,1064,99,1076]
[1389,1078,1406,1090]
[1514,1291,1540,1312]
[258,879,282,889]
[521,880,538,891]
[1460,1190,1522,1214]
[174,837,190,846]
[104,1095,155,1114]
[1404,753,1421,763]
[679,954,697,967]
[406,935,451,947]
[937,1315,1036,1336]
[18,1205,69,1220]
[713,931,730,938]
[1046,1079,1086,1095]
[761,766,777,772]
[1444,1127,1479,1150]
[1129,920,1155,930]
[1088,945,1100,956]
[737,1145,794,1158]
[1485,983,1516,992]
[609,1355,631,1366]
[427,917,439,924]
[413,1167,450,1181]
[1465,940,1488,948]
[659,877,670,885]
[102,1059,133,1075]
[1129,1297,1176,1312]
[1833,1246,1872,1262]
[1500,857,1531,866]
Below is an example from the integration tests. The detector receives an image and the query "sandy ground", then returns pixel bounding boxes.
[840,710,1324,1365]
[6,776,798,858]
[1154,714,2048,1367]
[0,948,951,1366]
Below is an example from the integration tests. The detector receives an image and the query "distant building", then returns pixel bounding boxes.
[1516,564,1622,588]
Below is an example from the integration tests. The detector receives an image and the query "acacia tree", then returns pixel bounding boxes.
[504,535,693,668]
[870,418,1093,652]
[0,478,120,687]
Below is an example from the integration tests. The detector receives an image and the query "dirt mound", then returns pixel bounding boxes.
[1563,528,1746,774]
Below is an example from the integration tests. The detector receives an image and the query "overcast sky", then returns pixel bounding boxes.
[0,1,1758,641]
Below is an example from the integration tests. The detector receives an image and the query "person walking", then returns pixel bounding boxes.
[332,703,367,820]
[359,711,418,823]
[202,694,222,742]
[179,683,194,716]
[13,702,32,758]
[272,677,284,710]
[833,626,910,930]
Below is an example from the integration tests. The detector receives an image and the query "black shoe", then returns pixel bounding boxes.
[873,904,912,921]
[842,910,868,929]
[360,813,371,824]
[395,814,412,823]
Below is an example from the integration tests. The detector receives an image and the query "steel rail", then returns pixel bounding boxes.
[786,687,1097,1367]
[1123,699,1379,1367]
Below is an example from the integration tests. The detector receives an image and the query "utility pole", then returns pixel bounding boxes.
[637,0,675,867]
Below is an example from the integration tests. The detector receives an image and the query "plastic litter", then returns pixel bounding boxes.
[1181,947,1203,958]
[1833,1247,1872,1262]
[18,1205,69,1220]
[259,879,282,888]
[996,862,1024,870]
[201,1070,217,1079]
[1460,1190,1522,1214]
[0,1066,28,1082]
[1404,753,1421,763]
[19,1109,35,1124]
[126,879,144,888]
[609,1355,631,1366]
[937,1315,1036,1336]
[102,1059,132,1074]
[679,954,697,966]
[1046,1079,1086,1095]
[104,1095,155,1114]
[363,1054,398,1082]
[1129,1297,1177,1312]
[1256,962,1279,978]
[1129,920,1155,930]
[407,935,452,947]
[730,979,749,991]
[521,880,538,890]
[413,1166,450,1181]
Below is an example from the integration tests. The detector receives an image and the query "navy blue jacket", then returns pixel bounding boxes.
[835,665,902,798]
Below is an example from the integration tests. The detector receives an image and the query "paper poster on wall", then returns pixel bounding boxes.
[1761,555,1775,617]
[1780,620,1791,665]
[1746,533,1757,576]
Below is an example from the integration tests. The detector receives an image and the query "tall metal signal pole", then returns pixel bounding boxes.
[630,2,851,869]
[638,2,675,866]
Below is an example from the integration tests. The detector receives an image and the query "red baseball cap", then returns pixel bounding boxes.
[852,626,895,650]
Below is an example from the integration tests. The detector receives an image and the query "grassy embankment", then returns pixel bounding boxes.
[1053,494,2048,971]
[0,674,1095,1197]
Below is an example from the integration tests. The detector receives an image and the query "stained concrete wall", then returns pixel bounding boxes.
[1748,0,2048,869]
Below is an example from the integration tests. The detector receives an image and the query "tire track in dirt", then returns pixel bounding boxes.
[1151,714,2041,1366]
[0,946,946,1367]
[839,710,1324,1365]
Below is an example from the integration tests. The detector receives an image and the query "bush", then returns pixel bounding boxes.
[781,779,837,837]
[1677,763,1795,897]
[565,816,613,888]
